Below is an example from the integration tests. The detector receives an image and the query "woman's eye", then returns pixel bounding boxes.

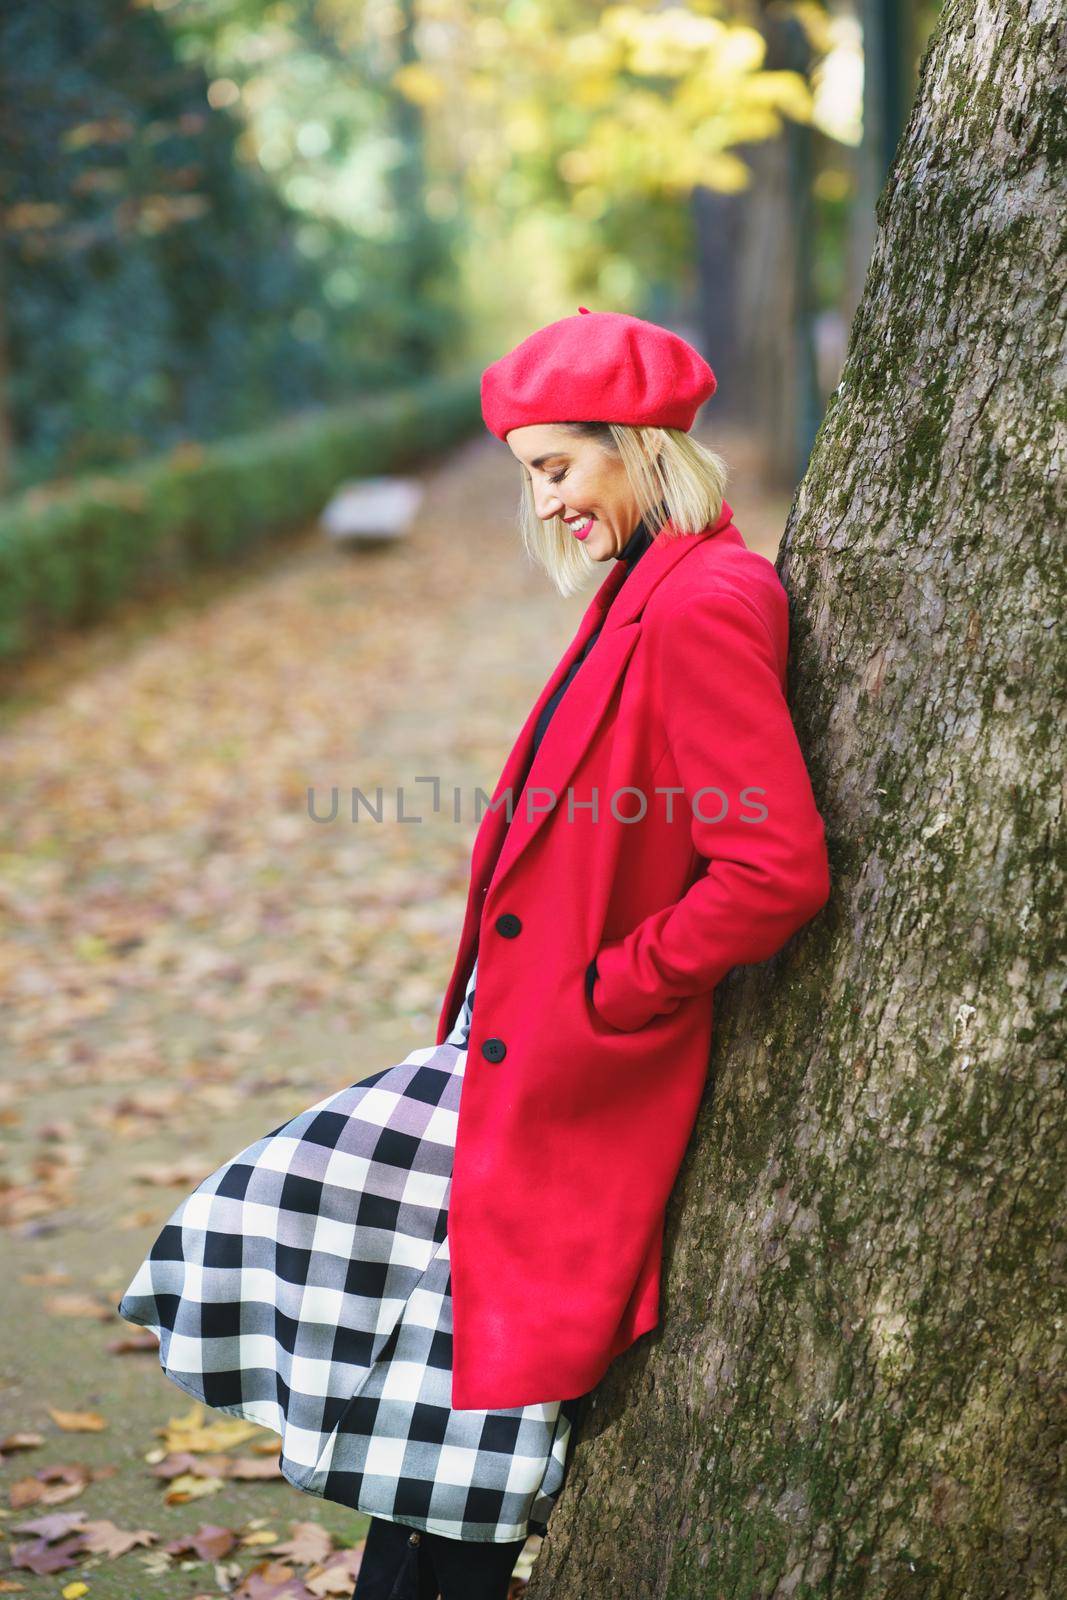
[549,470,567,484]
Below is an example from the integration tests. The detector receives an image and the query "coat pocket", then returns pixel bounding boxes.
[585,939,645,1032]
[588,936,687,1033]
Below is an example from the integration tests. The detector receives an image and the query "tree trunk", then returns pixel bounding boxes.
[527,3,1064,1596]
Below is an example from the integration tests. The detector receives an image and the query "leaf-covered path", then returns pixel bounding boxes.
[0,425,784,1596]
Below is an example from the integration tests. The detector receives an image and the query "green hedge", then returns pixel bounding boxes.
[0,369,483,662]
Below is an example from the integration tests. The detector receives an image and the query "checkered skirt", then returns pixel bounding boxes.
[117,954,575,1542]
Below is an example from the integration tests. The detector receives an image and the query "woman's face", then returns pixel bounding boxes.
[506,424,642,562]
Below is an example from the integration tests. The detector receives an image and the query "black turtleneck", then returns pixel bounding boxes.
[458,516,660,1056]
[529,514,654,759]
[516,513,657,1007]
[615,514,654,567]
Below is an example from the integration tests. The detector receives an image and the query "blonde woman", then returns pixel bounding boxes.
[119,309,831,1599]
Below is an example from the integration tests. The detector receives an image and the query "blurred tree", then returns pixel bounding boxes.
[163,0,465,384]
[396,0,824,353]
[702,0,824,488]
[696,1,940,490]
[0,0,335,486]
[849,0,927,315]
[0,0,461,491]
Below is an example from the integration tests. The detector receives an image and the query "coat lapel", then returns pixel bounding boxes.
[473,500,735,898]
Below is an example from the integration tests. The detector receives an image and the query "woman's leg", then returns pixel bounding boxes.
[421,1529,528,1600]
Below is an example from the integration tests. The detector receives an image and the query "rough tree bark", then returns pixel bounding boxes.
[528,3,1064,1596]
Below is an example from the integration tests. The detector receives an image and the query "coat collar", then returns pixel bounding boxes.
[472,499,736,902]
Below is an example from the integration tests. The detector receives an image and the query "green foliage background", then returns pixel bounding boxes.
[0,0,462,493]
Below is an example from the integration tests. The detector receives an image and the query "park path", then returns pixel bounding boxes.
[0,422,788,1596]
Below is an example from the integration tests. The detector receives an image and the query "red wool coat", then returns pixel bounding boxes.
[436,500,831,1410]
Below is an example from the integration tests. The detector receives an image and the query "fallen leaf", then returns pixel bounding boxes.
[8,1533,87,1575]
[162,1473,226,1504]
[227,1454,283,1479]
[0,1187,67,1225]
[150,1445,284,1489]
[132,1158,208,1186]
[0,1433,45,1454]
[270,1523,333,1565]
[8,1463,91,1509]
[151,1451,233,1480]
[232,1561,314,1600]
[11,1511,87,1541]
[43,1295,114,1321]
[304,1548,365,1597]
[61,1584,89,1599]
[107,1331,158,1354]
[48,1410,108,1433]
[164,1523,237,1561]
[136,1549,172,1577]
[79,1518,158,1557]
[157,1401,264,1454]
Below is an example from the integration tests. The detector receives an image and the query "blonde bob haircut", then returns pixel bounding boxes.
[516,421,729,598]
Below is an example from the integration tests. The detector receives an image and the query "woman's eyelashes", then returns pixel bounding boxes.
[549,469,568,484]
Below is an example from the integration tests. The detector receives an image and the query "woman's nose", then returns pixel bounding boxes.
[533,486,563,521]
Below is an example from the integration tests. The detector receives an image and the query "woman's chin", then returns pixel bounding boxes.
[582,533,612,561]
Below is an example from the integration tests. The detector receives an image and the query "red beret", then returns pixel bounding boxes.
[481,305,717,442]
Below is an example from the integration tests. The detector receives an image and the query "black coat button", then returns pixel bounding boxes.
[495,913,522,938]
[481,1038,507,1063]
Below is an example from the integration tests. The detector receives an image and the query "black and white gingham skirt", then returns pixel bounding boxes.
[117,954,576,1542]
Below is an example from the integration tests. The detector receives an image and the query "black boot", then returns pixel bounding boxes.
[352,1516,439,1600]
[421,1528,527,1600]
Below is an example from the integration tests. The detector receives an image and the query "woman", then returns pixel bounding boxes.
[118,307,831,1600]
